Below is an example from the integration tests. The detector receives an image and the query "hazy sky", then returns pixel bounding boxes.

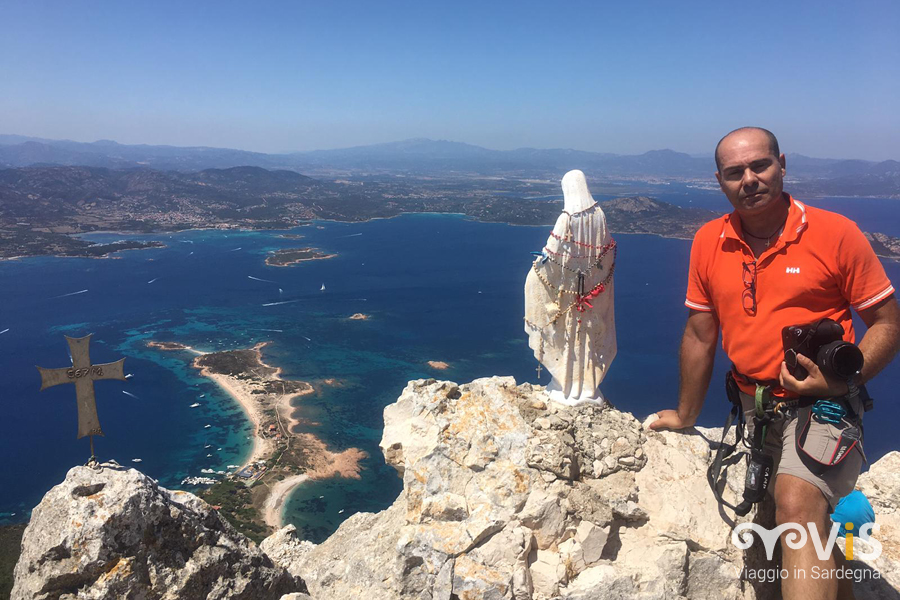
[1,0,898,160]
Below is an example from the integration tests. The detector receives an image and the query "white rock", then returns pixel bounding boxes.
[575,520,609,566]
[11,465,305,600]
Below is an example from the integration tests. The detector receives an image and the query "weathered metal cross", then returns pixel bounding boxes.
[36,335,126,454]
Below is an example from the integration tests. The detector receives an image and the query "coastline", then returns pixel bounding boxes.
[262,474,310,529]
[147,339,368,533]
[192,344,311,470]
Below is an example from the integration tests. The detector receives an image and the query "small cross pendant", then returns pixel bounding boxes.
[536,363,542,378]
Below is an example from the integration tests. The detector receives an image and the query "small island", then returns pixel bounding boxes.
[145,341,190,351]
[265,247,337,267]
[147,340,367,542]
[427,361,450,370]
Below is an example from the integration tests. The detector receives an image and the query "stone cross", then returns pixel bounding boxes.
[36,334,126,440]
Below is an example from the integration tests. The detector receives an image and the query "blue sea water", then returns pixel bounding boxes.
[1,199,898,542]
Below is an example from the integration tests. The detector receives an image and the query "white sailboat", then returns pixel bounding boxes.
[320,283,326,291]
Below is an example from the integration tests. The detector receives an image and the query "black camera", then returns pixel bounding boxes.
[782,318,863,381]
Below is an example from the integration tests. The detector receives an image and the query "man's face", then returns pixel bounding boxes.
[715,130,786,218]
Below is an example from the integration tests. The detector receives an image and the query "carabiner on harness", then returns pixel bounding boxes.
[811,400,846,425]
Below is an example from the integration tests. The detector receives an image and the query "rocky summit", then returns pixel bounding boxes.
[12,376,900,599]
[10,464,306,600]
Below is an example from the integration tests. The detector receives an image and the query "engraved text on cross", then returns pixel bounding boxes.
[36,335,126,439]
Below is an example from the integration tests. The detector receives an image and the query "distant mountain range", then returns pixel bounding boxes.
[0,135,897,196]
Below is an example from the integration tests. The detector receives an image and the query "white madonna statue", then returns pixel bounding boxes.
[524,169,617,405]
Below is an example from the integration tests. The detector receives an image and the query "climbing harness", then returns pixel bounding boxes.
[708,369,871,517]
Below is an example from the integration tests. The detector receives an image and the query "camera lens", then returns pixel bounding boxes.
[817,341,864,379]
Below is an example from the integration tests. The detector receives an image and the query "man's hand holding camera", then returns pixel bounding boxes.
[779,353,850,398]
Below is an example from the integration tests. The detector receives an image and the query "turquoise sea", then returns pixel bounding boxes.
[1,197,898,542]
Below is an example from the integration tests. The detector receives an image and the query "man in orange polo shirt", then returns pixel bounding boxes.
[650,127,900,600]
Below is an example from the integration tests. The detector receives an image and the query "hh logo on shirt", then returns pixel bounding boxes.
[786,267,801,274]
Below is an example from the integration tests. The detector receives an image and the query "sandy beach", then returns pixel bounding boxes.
[263,474,309,529]
[150,339,368,532]
[191,342,314,469]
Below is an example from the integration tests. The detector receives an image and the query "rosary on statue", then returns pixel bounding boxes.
[525,209,616,379]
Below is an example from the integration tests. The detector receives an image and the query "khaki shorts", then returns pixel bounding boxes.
[739,391,864,509]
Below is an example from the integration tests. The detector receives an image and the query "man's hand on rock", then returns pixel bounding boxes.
[779,354,850,398]
[648,409,697,431]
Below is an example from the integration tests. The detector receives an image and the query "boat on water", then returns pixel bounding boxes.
[320,283,326,291]
[190,402,200,408]
[131,458,142,463]
[204,424,211,429]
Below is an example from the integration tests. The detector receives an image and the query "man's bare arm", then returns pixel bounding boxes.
[649,309,719,430]
[780,295,900,397]
[857,295,900,383]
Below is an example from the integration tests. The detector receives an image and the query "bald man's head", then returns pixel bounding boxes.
[715,127,780,172]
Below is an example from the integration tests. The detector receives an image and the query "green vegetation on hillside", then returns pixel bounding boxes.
[201,480,267,544]
[0,524,26,600]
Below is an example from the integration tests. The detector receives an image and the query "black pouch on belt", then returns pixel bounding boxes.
[741,449,774,506]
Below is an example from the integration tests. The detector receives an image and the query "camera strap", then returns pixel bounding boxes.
[795,407,863,475]
[795,385,870,475]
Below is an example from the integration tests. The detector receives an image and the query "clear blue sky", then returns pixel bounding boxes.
[1,0,898,160]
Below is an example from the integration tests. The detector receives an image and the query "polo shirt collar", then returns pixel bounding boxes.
[721,193,807,247]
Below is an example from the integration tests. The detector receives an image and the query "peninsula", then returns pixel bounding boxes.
[147,340,367,542]
[866,232,900,261]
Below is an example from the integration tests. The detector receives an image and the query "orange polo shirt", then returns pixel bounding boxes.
[685,194,894,396]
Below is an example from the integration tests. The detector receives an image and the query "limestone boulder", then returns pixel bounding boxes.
[11,463,305,600]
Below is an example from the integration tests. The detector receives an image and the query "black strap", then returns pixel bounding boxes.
[707,401,745,513]
[730,364,780,391]
[707,372,746,513]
